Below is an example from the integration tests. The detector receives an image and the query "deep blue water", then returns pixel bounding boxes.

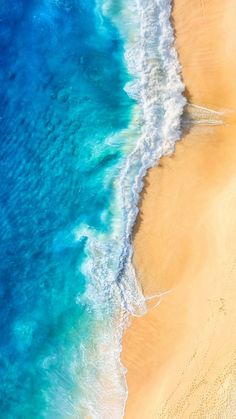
[0,0,134,417]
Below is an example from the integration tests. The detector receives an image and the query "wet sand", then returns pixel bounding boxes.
[122,1,236,417]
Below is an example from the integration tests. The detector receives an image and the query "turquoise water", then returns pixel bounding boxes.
[0,1,135,417]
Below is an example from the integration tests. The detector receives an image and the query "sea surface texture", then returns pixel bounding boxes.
[0,0,185,418]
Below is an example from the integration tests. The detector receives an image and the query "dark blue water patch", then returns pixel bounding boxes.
[0,0,134,417]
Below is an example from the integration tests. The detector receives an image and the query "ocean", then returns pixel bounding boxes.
[0,0,185,418]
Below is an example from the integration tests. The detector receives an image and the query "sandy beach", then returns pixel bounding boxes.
[122,1,236,418]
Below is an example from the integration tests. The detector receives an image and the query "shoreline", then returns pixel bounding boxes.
[122,0,236,417]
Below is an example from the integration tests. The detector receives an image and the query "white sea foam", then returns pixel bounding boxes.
[74,0,186,417]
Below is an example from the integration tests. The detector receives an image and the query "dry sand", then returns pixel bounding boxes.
[122,1,236,418]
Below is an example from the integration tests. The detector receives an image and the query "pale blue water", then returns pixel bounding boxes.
[0,0,135,417]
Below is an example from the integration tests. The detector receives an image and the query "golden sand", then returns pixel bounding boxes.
[122,1,236,417]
